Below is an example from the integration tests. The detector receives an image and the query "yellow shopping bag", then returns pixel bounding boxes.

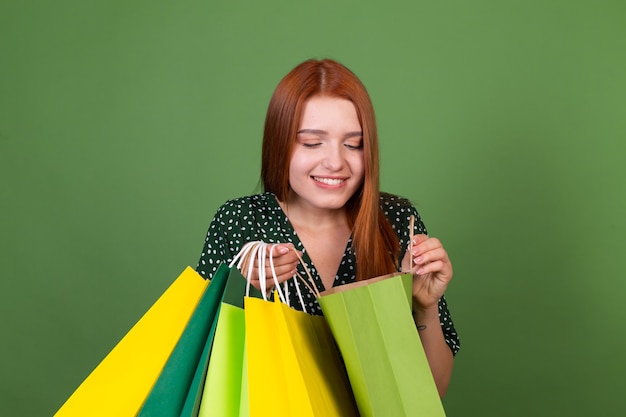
[55,267,208,417]
[245,296,358,417]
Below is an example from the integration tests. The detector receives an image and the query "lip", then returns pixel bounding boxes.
[311,176,348,187]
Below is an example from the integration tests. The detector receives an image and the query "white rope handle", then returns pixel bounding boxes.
[291,270,308,313]
[229,241,262,297]
[268,244,287,303]
[257,242,268,297]
[292,250,320,298]
[229,241,316,310]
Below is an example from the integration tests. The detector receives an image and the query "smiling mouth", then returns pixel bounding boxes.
[313,176,346,185]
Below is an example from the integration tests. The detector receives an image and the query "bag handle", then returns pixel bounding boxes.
[230,220,420,304]
[241,215,417,303]
[299,214,417,295]
[408,214,415,272]
[229,241,284,300]
[229,241,318,312]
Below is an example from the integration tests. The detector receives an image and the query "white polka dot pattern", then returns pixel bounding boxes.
[196,191,460,355]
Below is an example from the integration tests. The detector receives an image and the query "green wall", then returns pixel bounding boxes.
[2,1,625,415]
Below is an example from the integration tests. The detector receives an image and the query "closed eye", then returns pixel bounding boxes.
[344,139,363,150]
[301,142,322,148]
[345,143,363,150]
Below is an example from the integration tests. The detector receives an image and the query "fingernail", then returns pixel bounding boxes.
[278,247,289,254]
[414,256,423,264]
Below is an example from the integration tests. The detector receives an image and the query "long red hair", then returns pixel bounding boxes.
[261,59,399,280]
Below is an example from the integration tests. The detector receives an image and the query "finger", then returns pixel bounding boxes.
[411,236,442,256]
[249,252,297,275]
[415,260,453,280]
[270,243,297,257]
[413,247,448,268]
[273,252,300,266]
[269,244,302,266]
[248,261,295,277]
[267,255,300,277]
[411,234,429,246]
[265,263,297,281]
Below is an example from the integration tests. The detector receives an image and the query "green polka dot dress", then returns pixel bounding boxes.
[196,191,460,355]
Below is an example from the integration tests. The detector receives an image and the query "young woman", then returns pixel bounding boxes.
[196,58,459,396]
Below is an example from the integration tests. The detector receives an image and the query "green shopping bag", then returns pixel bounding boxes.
[317,273,446,417]
[138,263,232,417]
[185,242,268,417]
[178,315,220,417]
[197,267,260,417]
[191,241,357,417]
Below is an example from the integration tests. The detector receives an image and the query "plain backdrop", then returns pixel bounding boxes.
[1,1,625,415]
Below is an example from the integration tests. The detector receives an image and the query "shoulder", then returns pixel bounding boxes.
[214,192,276,218]
[379,192,415,211]
[210,192,284,236]
[379,192,419,222]
[379,192,427,235]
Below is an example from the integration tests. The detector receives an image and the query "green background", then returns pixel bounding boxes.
[1,0,625,415]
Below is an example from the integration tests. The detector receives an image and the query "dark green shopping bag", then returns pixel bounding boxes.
[138,263,231,417]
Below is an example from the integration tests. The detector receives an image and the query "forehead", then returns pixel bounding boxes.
[299,96,360,129]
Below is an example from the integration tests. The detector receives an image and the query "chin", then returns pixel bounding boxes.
[315,197,352,211]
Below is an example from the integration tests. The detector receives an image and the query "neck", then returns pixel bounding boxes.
[277,195,348,231]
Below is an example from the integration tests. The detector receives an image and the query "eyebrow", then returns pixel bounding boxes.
[297,129,363,138]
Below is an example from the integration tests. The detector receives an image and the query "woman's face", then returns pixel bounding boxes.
[287,95,365,214]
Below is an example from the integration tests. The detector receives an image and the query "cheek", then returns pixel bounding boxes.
[289,149,316,173]
[288,152,308,182]
[349,154,366,179]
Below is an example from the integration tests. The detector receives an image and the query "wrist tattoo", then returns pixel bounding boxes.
[416,325,427,331]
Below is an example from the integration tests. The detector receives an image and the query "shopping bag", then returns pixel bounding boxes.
[198,303,245,416]
[317,272,446,417]
[196,242,281,417]
[138,263,232,417]
[178,322,216,417]
[238,345,250,417]
[54,267,208,417]
[245,295,359,417]
[189,240,357,417]
[198,267,261,417]
[180,244,266,417]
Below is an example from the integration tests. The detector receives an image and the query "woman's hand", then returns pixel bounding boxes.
[244,243,301,291]
[402,235,455,397]
[402,235,453,312]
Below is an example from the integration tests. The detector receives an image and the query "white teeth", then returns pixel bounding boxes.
[314,177,344,185]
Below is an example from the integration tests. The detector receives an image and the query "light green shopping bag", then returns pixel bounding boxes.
[198,267,261,417]
[317,273,446,417]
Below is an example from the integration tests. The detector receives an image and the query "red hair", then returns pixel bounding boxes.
[261,59,399,280]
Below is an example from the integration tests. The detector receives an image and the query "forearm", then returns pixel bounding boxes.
[413,303,454,398]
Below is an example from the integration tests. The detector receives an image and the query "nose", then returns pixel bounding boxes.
[321,143,345,171]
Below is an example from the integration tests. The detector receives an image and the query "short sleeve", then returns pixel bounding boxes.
[438,295,460,355]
